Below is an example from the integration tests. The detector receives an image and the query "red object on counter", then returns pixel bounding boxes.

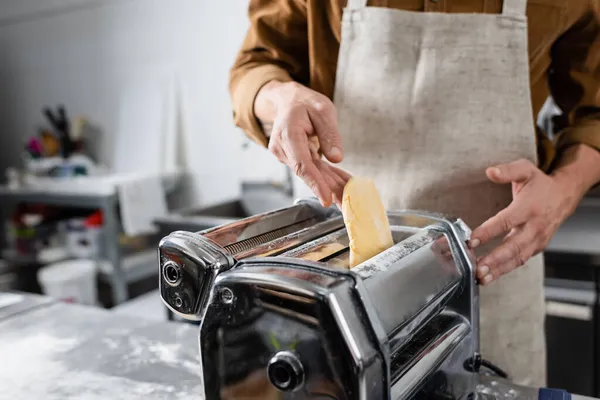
[84,211,103,227]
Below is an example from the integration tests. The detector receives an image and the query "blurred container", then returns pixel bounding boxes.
[65,212,103,259]
[37,259,97,305]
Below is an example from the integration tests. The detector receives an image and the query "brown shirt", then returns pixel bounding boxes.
[229,0,600,171]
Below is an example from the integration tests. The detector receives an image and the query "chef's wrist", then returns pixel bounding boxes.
[254,80,298,137]
[255,81,280,121]
[550,169,584,218]
[550,144,600,205]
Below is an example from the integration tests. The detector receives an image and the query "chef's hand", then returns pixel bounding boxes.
[468,159,583,285]
[255,81,351,207]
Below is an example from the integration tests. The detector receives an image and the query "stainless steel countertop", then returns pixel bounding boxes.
[1,294,598,399]
[0,293,201,399]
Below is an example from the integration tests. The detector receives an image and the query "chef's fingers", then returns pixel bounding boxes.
[476,224,537,284]
[469,199,530,249]
[327,164,352,183]
[281,129,332,207]
[486,159,536,185]
[323,164,352,205]
[267,120,290,162]
[307,102,343,164]
[329,174,345,208]
[325,171,343,208]
[316,161,345,207]
[323,163,347,190]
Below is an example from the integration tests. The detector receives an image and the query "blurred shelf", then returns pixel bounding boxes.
[0,186,116,208]
[2,247,69,266]
[2,245,157,286]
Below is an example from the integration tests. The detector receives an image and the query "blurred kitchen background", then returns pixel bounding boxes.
[0,0,598,397]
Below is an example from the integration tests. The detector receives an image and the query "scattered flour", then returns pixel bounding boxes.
[0,331,200,400]
[124,335,201,376]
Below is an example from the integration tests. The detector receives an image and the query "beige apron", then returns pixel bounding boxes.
[334,0,546,386]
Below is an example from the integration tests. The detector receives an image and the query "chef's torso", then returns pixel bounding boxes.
[329,0,547,386]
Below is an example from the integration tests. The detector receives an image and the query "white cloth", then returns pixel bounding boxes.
[335,0,546,386]
[116,173,168,236]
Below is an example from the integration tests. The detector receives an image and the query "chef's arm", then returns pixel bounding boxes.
[229,0,308,147]
[548,6,600,192]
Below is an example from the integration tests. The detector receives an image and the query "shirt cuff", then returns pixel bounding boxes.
[232,64,293,147]
[555,118,600,155]
[536,127,555,173]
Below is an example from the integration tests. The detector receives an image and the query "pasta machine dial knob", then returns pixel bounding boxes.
[267,351,305,392]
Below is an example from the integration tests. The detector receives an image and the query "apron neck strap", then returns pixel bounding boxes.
[502,0,527,16]
[347,0,368,9]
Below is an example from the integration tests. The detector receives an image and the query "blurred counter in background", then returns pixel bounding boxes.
[544,186,600,398]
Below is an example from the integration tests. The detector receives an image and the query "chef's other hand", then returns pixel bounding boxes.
[255,81,350,207]
[469,159,580,285]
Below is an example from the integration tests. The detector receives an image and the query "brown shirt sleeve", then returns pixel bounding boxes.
[229,0,309,147]
[550,2,600,164]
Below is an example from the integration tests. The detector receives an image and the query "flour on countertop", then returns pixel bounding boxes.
[0,329,201,400]
[123,335,201,376]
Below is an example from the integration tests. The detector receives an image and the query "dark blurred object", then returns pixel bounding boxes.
[43,105,74,158]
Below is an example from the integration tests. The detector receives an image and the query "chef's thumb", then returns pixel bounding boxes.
[487,159,535,184]
[321,136,344,163]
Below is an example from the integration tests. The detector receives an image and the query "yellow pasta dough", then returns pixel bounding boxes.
[342,177,394,267]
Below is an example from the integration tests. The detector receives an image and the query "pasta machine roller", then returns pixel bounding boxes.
[158,198,483,399]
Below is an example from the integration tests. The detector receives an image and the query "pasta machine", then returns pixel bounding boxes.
[157,198,576,399]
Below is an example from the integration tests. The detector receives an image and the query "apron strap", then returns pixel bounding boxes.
[502,0,528,16]
[347,0,368,9]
